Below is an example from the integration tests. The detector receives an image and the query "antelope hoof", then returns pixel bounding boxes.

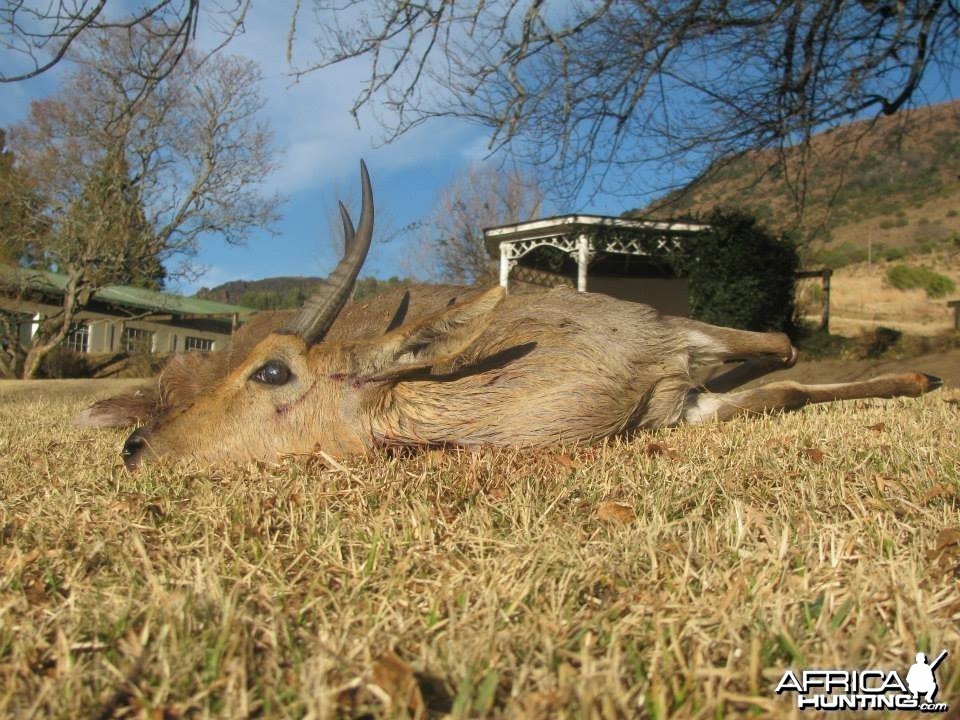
[785,346,800,368]
[921,373,943,393]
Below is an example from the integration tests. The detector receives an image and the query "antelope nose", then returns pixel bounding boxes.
[122,428,148,470]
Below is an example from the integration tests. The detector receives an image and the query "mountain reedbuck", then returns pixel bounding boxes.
[77,162,943,469]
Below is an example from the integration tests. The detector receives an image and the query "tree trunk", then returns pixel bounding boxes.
[22,342,53,378]
[21,270,87,378]
[0,349,24,379]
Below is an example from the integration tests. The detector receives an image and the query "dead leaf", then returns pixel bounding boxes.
[865,422,886,432]
[372,652,425,719]
[486,485,508,502]
[552,453,580,471]
[803,447,824,463]
[928,527,960,580]
[921,484,958,505]
[930,528,960,558]
[644,442,666,456]
[24,579,47,605]
[597,502,636,524]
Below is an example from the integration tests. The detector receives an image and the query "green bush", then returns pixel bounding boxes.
[879,216,910,230]
[792,327,855,360]
[880,246,906,261]
[669,208,799,332]
[885,264,956,298]
[809,242,868,268]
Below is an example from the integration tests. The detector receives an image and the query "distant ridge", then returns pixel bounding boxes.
[195,275,412,309]
[633,100,960,265]
[196,276,327,305]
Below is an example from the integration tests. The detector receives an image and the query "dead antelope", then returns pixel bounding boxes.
[77,161,942,469]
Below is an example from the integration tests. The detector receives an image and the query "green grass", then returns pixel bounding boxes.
[1,382,959,717]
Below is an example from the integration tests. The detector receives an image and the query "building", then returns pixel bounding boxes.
[484,214,711,315]
[0,265,255,355]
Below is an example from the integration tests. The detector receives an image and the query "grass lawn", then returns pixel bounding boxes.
[1,378,958,718]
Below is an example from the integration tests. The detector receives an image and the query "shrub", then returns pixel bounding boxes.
[792,326,856,360]
[879,211,911,229]
[862,327,902,359]
[885,264,956,298]
[39,347,89,378]
[669,208,799,332]
[880,246,906,261]
[809,242,868,268]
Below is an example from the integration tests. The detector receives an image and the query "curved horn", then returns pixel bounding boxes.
[339,200,355,253]
[282,160,374,343]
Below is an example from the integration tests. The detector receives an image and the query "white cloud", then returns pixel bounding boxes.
[194,4,483,195]
[3,3,492,288]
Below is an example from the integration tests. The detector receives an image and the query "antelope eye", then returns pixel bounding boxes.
[251,360,292,386]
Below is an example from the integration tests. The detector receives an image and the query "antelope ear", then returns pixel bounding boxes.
[72,386,159,428]
[361,286,505,381]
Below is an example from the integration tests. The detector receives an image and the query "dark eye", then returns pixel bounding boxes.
[251,360,292,386]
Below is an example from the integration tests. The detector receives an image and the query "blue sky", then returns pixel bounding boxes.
[0,3,626,296]
[2,5,957,296]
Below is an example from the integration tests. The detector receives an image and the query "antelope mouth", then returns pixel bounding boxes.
[121,427,151,470]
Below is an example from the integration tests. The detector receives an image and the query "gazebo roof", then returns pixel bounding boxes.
[483,214,710,257]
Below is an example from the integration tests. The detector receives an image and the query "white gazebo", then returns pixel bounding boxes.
[484,214,711,293]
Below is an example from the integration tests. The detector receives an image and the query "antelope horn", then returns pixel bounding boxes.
[339,200,355,253]
[282,160,374,343]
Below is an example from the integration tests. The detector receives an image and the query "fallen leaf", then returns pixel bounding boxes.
[803,447,825,463]
[597,502,636,524]
[644,442,666,456]
[372,652,424,719]
[921,484,958,505]
[552,453,580,471]
[486,485,508,502]
[865,422,886,432]
[930,528,960,558]
[928,527,960,580]
[24,579,47,605]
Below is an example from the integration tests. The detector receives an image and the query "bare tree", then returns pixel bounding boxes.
[425,163,546,284]
[0,1,247,86]
[6,27,280,378]
[297,0,959,216]
[4,2,957,222]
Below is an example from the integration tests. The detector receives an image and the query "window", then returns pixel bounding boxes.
[64,324,89,353]
[122,327,154,354]
[184,336,214,353]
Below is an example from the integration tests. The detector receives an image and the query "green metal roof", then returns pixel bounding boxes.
[0,265,256,317]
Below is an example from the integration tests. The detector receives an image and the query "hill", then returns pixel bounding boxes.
[195,275,412,309]
[196,276,327,308]
[635,100,960,267]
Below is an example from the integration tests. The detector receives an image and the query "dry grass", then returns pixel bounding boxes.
[1,380,959,718]
[798,251,960,337]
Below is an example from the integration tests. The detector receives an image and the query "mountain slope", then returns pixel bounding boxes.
[195,275,411,308]
[634,100,960,264]
[196,276,326,306]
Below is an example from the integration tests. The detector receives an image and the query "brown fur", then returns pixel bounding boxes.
[89,284,941,468]
[74,286,471,428]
